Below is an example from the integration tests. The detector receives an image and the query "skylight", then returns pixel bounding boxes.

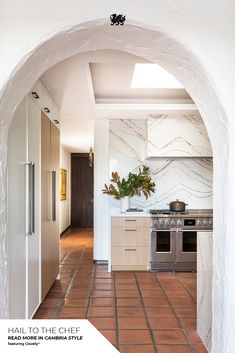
[131,63,183,89]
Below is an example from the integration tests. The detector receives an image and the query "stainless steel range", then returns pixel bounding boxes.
[150,209,213,271]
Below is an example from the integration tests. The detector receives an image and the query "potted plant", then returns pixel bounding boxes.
[102,165,156,212]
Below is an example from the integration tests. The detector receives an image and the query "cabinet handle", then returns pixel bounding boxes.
[26,162,35,235]
[31,91,39,99]
[125,219,136,222]
[44,107,51,113]
[124,249,136,251]
[50,170,56,222]
[125,229,136,232]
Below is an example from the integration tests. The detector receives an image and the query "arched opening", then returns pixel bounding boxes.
[0,20,229,352]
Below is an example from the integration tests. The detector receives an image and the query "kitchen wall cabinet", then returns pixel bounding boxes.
[41,112,60,300]
[146,113,212,158]
[111,217,150,270]
[8,96,41,319]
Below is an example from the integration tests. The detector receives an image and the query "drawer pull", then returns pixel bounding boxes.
[124,249,136,251]
[125,219,136,222]
[125,229,136,232]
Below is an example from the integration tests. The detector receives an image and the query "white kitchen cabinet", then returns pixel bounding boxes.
[146,113,212,158]
[8,96,41,319]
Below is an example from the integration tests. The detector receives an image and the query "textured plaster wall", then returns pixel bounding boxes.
[0,1,235,352]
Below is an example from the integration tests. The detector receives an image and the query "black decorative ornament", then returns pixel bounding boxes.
[110,14,126,25]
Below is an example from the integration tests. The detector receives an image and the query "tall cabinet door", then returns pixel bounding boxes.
[8,98,27,319]
[50,122,60,286]
[41,113,60,300]
[8,96,41,319]
[27,98,41,318]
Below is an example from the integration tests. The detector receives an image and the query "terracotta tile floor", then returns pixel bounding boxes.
[33,228,208,353]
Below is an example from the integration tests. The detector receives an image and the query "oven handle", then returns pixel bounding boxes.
[151,228,178,232]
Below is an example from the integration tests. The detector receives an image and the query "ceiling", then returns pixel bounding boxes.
[42,50,193,153]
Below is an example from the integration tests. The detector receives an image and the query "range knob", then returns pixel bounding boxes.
[171,219,176,227]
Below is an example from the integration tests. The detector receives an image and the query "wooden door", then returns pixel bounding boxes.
[71,154,94,227]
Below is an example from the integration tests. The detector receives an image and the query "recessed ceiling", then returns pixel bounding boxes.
[42,50,193,153]
[90,63,191,102]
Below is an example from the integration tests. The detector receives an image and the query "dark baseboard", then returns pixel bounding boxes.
[93,260,108,265]
[60,225,71,236]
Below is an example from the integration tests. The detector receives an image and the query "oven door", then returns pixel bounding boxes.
[177,230,197,262]
[151,230,177,263]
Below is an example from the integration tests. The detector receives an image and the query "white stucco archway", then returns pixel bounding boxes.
[0,20,231,352]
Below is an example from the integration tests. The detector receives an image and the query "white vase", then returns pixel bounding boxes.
[120,196,130,213]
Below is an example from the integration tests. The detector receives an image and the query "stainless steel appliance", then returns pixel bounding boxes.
[150,209,213,271]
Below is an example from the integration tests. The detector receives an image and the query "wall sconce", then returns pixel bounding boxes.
[89,147,93,167]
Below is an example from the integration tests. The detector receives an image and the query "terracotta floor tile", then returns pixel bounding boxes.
[186,330,203,344]
[93,278,115,284]
[117,298,143,307]
[145,306,175,317]
[168,297,195,306]
[88,318,116,330]
[157,345,193,353]
[66,290,90,299]
[143,297,169,306]
[40,298,63,308]
[115,278,137,284]
[118,307,145,317]
[46,290,66,299]
[174,306,196,317]
[166,290,191,298]
[118,317,149,329]
[148,317,180,329]
[138,283,162,290]
[89,297,115,306]
[99,330,117,345]
[87,306,115,317]
[95,272,114,278]
[92,290,115,297]
[141,290,167,298]
[192,344,209,353]
[58,307,86,318]
[115,284,138,290]
[93,283,114,290]
[179,317,196,330]
[63,298,89,306]
[116,290,140,298]
[119,345,155,353]
[153,329,188,344]
[119,329,153,344]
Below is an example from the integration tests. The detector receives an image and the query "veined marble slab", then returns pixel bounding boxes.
[197,231,213,352]
[109,119,213,210]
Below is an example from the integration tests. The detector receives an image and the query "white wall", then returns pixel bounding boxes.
[93,119,109,261]
[59,146,71,234]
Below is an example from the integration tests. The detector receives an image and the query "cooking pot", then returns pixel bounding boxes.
[168,199,188,212]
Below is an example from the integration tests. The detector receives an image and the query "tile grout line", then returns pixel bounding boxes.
[134,272,159,353]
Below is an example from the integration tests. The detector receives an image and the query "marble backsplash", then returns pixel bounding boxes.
[109,119,213,210]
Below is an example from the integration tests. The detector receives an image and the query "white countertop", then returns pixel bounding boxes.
[110,209,151,217]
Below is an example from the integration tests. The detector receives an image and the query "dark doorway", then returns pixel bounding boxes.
[71,153,94,227]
